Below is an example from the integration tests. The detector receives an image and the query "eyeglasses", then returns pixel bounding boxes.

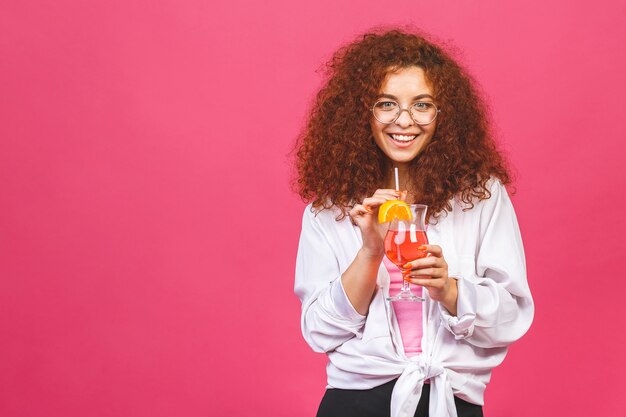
[371,100,440,126]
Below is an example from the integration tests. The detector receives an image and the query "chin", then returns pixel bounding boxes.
[386,148,422,164]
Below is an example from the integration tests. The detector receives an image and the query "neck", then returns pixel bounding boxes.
[383,163,421,203]
[384,162,410,190]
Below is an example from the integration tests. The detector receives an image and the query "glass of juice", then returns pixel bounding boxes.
[384,204,429,302]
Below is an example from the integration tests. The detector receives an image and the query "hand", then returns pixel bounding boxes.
[403,245,458,316]
[348,189,407,258]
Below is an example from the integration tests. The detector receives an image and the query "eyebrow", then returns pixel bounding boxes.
[378,93,435,100]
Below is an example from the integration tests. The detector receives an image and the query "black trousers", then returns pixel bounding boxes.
[317,379,483,417]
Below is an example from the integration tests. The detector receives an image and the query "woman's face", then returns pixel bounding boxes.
[370,66,437,166]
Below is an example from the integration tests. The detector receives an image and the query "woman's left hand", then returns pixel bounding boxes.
[403,245,458,316]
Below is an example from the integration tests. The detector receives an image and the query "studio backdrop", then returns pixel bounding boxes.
[1,1,625,416]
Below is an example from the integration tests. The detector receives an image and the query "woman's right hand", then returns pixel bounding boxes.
[348,189,407,258]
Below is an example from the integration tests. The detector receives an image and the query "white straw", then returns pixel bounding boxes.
[394,167,399,192]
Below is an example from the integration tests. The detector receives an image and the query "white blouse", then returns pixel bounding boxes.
[294,178,534,417]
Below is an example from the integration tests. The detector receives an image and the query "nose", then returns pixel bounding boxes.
[395,109,414,128]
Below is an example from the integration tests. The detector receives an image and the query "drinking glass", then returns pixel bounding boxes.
[384,204,429,302]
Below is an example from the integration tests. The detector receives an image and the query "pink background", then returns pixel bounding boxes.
[1,0,625,416]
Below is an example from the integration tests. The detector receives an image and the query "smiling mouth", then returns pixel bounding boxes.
[388,133,418,144]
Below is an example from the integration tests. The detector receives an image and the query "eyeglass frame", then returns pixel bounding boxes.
[371,99,441,126]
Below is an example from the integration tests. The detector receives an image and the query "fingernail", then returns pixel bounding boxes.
[402,263,411,269]
[418,245,427,251]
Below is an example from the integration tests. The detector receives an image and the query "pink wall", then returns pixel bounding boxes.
[1,0,625,415]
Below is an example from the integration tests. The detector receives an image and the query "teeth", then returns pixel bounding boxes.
[390,134,417,142]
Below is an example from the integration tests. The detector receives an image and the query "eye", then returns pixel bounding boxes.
[375,101,399,111]
[412,102,434,112]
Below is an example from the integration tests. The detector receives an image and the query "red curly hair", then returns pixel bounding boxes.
[293,28,511,220]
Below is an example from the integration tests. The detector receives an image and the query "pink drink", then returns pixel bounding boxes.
[384,228,429,267]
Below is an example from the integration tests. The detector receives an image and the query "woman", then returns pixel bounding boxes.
[293,29,534,417]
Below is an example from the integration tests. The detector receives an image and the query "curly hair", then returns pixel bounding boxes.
[292,28,512,220]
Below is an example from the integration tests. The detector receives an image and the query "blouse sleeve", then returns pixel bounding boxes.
[438,179,534,348]
[294,206,366,353]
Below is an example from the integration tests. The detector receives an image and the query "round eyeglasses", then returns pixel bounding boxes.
[372,100,440,126]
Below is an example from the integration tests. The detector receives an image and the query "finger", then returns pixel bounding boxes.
[348,206,372,224]
[403,257,440,270]
[422,244,443,257]
[406,268,444,278]
[407,277,445,288]
[372,189,401,200]
[362,197,388,208]
[402,251,440,270]
[349,204,373,217]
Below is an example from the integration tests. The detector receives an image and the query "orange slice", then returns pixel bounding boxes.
[378,200,413,223]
